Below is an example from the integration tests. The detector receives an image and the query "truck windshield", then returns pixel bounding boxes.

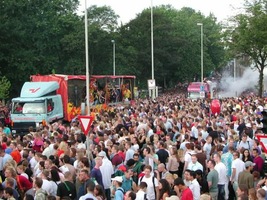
[12,102,46,114]
[189,92,201,99]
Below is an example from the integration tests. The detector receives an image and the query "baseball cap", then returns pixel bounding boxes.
[98,151,106,157]
[111,176,123,183]
[245,161,255,167]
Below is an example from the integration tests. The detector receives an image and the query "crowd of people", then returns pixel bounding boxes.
[0,94,266,200]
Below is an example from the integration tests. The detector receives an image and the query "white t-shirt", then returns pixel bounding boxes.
[237,140,250,150]
[30,157,38,171]
[41,179,53,195]
[203,143,211,160]
[189,179,201,200]
[77,143,86,150]
[138,176,159,200]
[135,190,146,200]
[184,152,192,164]
[180,141,190,151]
[201,130,209,140]
[231,158,245,182]
[187,161,203,172]
[191,126,198,138]
[215,162,228,185]
[100,157,114,189]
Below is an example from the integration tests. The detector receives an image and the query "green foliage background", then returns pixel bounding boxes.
[2,0,265,97]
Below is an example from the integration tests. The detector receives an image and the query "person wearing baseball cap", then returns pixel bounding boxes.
[111,176,124,200]
[237,161,255,190]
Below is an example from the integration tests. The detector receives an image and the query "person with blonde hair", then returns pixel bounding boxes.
[167,147,179,176]
[90,157,104,188]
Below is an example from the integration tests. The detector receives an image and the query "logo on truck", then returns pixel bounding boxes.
[29,88,40,93]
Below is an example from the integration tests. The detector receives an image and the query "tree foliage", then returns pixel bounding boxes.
[0,76,11,100]
[224,0,267,97]
[0,1,225,96]
[118,5,225,88]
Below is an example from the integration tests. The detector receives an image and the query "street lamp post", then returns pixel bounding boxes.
[197,23,204,83]
[85,0,90,113]
[111,40,116,76]
[84,0,91,161]
[151,0,155,99]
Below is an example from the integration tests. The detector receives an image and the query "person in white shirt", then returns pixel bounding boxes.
[146,123,154,138]
[180,134,190,151]
[125,141,135,164]
[42,140,52,158]
[203,136,212,160]
[191,119,199,139]
[98,151,114,200]
[183,143,195,173]
[138,165,159,200]
[131,137,140,152]
[183,169,192,187]
[198,126,209,140]
[236,134,251,151]
[187,154,203,172]
[135,181,147,200]
[214,153,228,200]
[40,170,54,195]
[188,170,201,200]
[230,151,245,198]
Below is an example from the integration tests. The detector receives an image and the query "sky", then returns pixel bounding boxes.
[78,0,245,23]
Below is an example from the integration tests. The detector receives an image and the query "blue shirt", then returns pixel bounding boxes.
[121,175,133,192]
[90,168,104,189]
[221,152,233,177]
[115,187,124,200]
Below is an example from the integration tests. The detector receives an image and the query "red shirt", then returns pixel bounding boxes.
[117,151,125,161]
[17,175,32,191]
[11,150,21,163]
[254,156,264,172]
[112,154,123,167]
[181,188,193,200]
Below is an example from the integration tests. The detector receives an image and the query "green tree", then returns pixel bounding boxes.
[0,76,11,100]
[85,5,119,75]
[224,0,267,97]
[118,5,225,88]
[0,0,81,96]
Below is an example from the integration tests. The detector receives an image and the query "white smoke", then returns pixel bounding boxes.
[219,67,259,97]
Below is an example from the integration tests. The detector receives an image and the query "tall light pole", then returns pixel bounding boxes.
[111,40,116,76]
[151,0,155,99]
[85,0,90,114]
[197,23,204,83]
[84,0,91,162]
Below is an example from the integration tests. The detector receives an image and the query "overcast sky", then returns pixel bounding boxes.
[78,0,245,23]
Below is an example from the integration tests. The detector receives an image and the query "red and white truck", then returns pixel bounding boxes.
[11,74,86,134]
[187,82,210,99]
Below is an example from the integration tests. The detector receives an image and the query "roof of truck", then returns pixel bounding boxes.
[20,82,59,98]
[31,74,136,80]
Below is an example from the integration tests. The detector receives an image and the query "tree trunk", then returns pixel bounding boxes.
[259,66,264,97]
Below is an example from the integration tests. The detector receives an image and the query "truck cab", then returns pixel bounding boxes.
[11,82,63,135]
[187,82,210,99]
